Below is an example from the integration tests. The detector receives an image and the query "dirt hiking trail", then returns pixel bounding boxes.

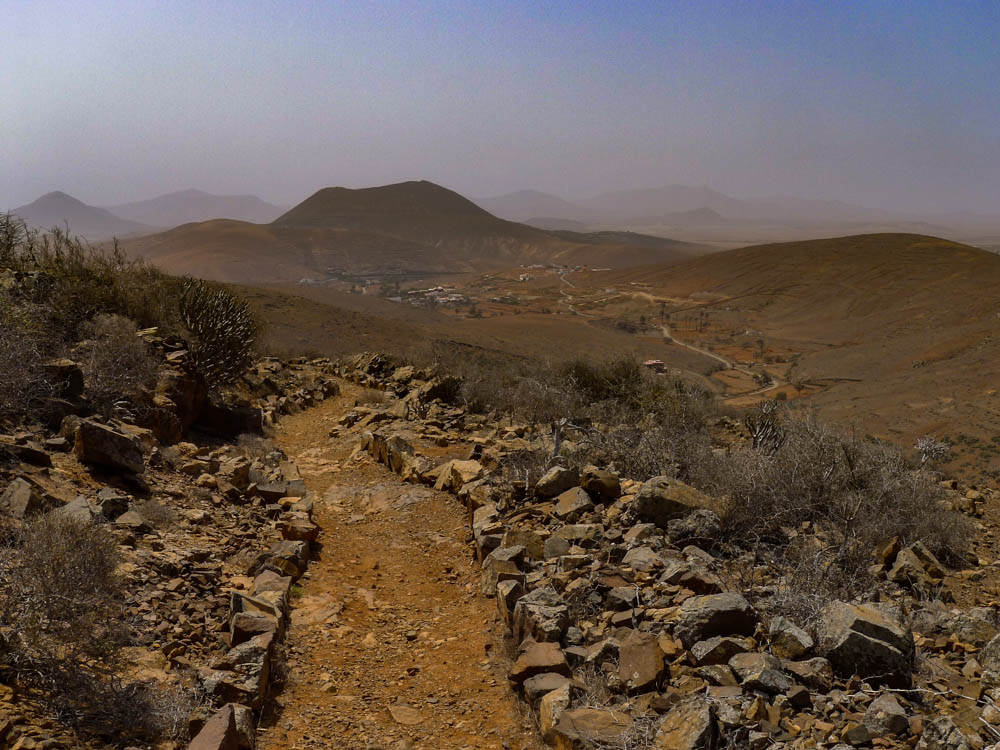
[257,383,541,750]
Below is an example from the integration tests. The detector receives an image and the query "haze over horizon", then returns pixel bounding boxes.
[3,1,998,215]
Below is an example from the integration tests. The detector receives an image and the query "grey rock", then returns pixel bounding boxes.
[769,615,814,659]
[815,601,914,688]
[50,495,97,524]
[691,636,750,666]
[0,477,45,518]
[667,508,722,545]
[633,476,715,528]
[915,717,970,750]
[673,592,757,647]
[728,651,790,694]
[512,586,570,644]
[864,692,909,736]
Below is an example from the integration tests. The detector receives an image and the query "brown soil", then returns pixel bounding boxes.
[257,382,542,750]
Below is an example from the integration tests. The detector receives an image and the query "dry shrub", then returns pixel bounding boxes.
[0,217,181,337]
[236,432,277,459]
[80,314,159,418]
[558,356,646,407]
[694,414,970,562]
[0,291,57,424]
[356,387,388,406]
[137,498,176,529]
[0,514,125,675]
[693,412,972,621]
[0,513,200,742]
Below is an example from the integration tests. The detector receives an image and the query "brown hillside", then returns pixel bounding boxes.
[586,234,1000,479]
[122,181,706,283]
[605,233,1000,337]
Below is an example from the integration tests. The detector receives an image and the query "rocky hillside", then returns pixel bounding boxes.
[333,352,1000,750]
[0,352,339,748]
[5,344,1000,749]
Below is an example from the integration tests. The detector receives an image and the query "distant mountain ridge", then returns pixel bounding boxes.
[109,189,284,227]
[478,190,605,223]
[480,185,904,226]
[9,191,151,240]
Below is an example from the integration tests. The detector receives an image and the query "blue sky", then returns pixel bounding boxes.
[2,0,998,211]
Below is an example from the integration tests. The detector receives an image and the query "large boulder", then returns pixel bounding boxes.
[617,629,667,693]
[0,478,47,519]
[815,602,914,688]
[546,708,632,750]
[535,465,580,499]
[73,420,144,474]
[512,586,570,644]
[580,468,621,501]
[633,476,715,528]
[654,698,716,750]
[673,592,757,647]
[189,703,239,750]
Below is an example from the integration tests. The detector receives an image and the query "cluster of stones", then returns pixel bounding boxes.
[0,358,338,750]
[339,352,1000,750]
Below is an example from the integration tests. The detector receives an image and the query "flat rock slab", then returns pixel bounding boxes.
[388,704,423,726]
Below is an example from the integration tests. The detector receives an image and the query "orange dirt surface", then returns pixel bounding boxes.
[257,383,542,750]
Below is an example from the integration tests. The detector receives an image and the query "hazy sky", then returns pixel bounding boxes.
[2,1,998,212]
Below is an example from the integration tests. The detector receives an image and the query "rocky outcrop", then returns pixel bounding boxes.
[73,419,145,474]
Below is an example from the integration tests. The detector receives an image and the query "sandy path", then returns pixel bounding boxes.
[257,382,540,750]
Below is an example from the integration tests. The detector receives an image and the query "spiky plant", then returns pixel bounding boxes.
[179,279,257,387]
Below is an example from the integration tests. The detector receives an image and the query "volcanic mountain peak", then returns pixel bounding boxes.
[272,180,495,228]
[10,191,151,240]
[28,190,91,209]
